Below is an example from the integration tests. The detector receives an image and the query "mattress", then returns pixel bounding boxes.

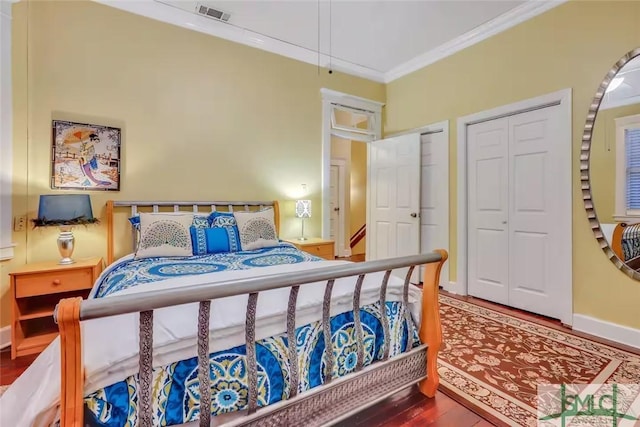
[0,245,422,427]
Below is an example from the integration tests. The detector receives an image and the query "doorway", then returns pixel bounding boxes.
[321,89,383,259]
[457,89,573,324]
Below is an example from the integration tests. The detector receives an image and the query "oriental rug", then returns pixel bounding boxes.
[437,295,640,427]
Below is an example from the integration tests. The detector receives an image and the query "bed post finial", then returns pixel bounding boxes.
[57,297,84,427]
[419,249,448,398]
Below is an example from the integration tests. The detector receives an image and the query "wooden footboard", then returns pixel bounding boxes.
[56,251,447,427]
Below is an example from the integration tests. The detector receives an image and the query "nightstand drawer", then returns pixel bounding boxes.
[308,244,333,258]
[15,268,93,298]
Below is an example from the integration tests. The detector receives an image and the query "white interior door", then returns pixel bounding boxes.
[329,165,339,247]
[507,107,563,319]
[467,118,510,305]
[420,131,449,287]
[329,162,346,257]
[467,106,565,319]
[368,133,421,280]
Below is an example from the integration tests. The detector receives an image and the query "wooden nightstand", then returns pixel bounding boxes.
[9,257,103,359]
[283,238,335,260]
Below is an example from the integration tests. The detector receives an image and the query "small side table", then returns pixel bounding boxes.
[283,238,335,260]
[9,257,103,359]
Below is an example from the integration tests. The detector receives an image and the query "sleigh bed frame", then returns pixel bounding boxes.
[55,200,448,427]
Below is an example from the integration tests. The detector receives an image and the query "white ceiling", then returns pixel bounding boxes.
[97,0,566,82]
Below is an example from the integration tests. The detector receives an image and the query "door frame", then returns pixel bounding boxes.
[387,120,450,288]
[330,158,348,257]
[321,88,383,241]
[456,88,573,325]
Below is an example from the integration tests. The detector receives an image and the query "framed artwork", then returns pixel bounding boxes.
[51,120,121,191]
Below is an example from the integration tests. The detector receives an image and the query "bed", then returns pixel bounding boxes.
[611,222,640,270]
[0,200,448,427]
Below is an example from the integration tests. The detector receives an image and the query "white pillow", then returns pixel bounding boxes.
[233,208,279,251]
[135,212,194,259]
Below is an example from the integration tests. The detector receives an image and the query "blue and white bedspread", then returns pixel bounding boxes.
[0,244,424,427]
[84,301,419,426]
[92,243,322,298]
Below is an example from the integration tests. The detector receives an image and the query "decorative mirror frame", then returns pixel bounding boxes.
[582,47,640,280]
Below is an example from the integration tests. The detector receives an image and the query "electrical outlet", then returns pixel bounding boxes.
[14,215,26,232]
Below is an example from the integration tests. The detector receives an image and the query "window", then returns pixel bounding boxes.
[615,114,640,219]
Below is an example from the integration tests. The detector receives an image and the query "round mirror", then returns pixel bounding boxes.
[585,48,640,280]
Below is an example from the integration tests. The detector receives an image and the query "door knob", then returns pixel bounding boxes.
[410,212,418,218]
[502,221,507,224]
[334,207,340,212]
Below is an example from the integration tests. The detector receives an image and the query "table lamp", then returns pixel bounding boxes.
[295,200,312,241]
[35,194,97,264]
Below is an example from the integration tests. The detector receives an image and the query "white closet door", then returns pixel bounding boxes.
[368,134,421,275]
[508,106,562,319]
[468,118,510,305]
[420,131,449,287]
[468,105,566,319]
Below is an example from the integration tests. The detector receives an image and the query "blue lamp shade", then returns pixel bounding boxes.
[37,194,94,223]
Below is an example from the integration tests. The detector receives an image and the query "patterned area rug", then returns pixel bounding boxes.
[438,295,640,427]
[0,385,8,397]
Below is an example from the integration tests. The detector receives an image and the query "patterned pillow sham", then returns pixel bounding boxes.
[129,214,209,230]
[233,208,279,251]
[134,213,194,259]
[190,226,241,255]
[207,211,237,228]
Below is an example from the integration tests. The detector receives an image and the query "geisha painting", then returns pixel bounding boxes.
[51,120,121,191]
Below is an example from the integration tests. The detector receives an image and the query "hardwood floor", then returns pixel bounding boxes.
[0,348,38,386]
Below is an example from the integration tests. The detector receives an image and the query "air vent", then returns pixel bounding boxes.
[196,4,231,22]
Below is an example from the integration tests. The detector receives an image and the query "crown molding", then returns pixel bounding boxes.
[93,0,386,83]
[383,0,568,83]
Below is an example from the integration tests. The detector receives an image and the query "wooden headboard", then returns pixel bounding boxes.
[105,200,280,265]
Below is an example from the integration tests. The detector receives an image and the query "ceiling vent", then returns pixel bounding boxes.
[196,4,231,22]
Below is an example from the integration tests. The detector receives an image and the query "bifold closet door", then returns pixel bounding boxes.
[467,117,510,305]
[468,106,564,320]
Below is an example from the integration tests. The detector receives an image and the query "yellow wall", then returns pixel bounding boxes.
[385,0,640,329]
[591,103,640,223]
[350,141,367,255]
[0,0,384,327]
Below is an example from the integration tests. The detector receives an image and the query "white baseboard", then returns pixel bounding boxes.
[573,314,640,350]
[444,281,467,295]
[0,325,10,350]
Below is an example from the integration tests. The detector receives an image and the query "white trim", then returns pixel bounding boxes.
[0,325,10,350]
[384,0,568,83]
[0,243,15,261]
[321,89,382,241]
[330,159,347,258]
[613,215,640,223]
[0,1,13,261]
[94,0,566,84]
[572,314,640,350]
[457,88,573,325]
[614,114,640,218]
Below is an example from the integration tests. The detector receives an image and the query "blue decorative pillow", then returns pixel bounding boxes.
[208,211,237,228]
[190,226,241,255]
